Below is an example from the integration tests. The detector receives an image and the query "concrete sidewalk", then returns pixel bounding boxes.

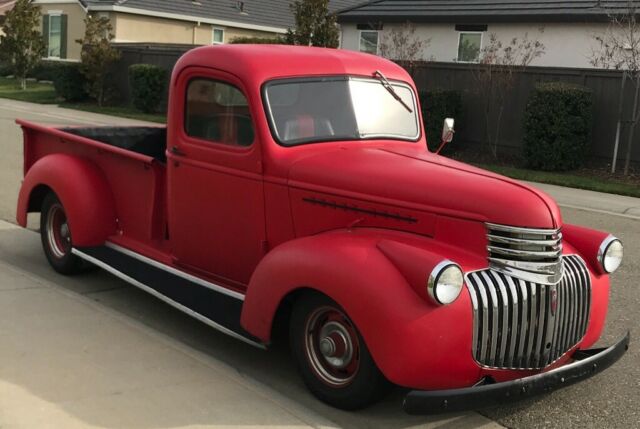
[527,181,640,220]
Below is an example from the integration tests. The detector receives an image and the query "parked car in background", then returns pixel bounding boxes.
[16,45,629,413]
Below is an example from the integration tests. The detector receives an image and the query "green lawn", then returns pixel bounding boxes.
[477,164,640,199]
[0,77,58,104]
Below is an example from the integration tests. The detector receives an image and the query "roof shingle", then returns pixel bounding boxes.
[337,0,640,23]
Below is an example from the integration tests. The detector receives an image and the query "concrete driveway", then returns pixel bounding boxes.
[0,98,637,428]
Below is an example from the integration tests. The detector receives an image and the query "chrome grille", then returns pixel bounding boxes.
[466,255,591,370]
[487,223,563,285]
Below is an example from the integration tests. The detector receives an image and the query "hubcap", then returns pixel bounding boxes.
[46,204,71,259]
[304,306,360,387]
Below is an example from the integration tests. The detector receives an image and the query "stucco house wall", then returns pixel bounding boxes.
[110,13,275,46]
[340,22,610,69]
[38,2,86,61]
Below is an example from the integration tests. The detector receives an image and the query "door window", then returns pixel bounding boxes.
[184,79,254,147]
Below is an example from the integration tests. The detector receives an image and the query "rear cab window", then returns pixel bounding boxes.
[184,79,255,147]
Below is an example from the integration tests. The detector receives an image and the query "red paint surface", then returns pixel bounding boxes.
[16,45,617,390]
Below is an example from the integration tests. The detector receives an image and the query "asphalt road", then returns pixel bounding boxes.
[0,98,638,428]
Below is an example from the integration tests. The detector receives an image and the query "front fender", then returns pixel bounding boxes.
[17,154,117,247]
[241,230,482,389]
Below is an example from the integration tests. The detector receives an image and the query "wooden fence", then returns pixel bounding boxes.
[412,62,638,164]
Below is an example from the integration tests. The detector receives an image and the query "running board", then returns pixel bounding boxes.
[72,245,265,349]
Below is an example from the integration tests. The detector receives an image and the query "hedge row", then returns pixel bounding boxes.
[230,36,286,44]
[128,64,168,113]
[52,63,88,102]
[420,90,462,152]
[523,82,593,171]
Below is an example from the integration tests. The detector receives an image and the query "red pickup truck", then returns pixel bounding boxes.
[16,45,628,414]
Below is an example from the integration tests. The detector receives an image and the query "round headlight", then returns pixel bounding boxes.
[598,236,623,273]
[428,261,464,305]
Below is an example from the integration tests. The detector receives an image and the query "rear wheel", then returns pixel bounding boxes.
[290,293,390,410]
[40,192,83,275]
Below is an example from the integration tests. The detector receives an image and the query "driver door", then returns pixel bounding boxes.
[167,67,265,289]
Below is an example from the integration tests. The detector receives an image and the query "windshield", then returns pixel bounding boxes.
[263,76,420,146]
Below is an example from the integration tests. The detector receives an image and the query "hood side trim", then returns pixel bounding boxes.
[303,197,418,224]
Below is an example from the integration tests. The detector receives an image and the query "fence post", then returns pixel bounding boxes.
[611,72,627,173]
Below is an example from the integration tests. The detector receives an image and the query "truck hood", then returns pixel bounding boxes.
[287,146,562,229]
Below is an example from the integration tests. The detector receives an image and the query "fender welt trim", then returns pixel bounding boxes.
[72,247,265,349]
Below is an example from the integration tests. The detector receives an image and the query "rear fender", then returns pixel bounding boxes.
[241,230,481,389]
[17,154,117,246]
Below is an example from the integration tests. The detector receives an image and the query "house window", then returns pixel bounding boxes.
[43,12,67,59]
[359,31,378,54]
[184,78,254,147]
[213,28,225,44]
[48,14,62,58]
[457,32,482,63]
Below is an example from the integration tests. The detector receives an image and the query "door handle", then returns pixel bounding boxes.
[170,146,186,156]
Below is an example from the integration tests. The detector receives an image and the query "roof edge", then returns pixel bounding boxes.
[337,13,615,24]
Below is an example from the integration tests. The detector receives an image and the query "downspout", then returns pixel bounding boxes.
[193,21,201,44]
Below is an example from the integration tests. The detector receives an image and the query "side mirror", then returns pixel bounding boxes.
[435,118,455,154]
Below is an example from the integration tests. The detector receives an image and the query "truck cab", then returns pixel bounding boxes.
[16,45,629,414]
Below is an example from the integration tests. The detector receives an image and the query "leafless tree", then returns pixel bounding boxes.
[473,31,545,158]
[591,1,640,175]
[379,22,428,77]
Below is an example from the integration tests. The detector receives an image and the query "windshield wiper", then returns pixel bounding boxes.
[373,70,413,113]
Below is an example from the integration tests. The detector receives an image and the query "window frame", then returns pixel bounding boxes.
[183,77,256,149]
[261,75,422,148]
[212,27,225,45]
[47,11,63,59]
[358,30,379,55]
[456,31,483,63]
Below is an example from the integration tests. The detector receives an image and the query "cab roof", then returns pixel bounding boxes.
[173,44,413,87]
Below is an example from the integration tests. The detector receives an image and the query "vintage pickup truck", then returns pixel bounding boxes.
[16,45,628,414]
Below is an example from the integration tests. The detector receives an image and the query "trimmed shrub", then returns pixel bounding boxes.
[230,36,287,44]
[0,62,13,77]
[52,62,88,101]
[129,64,168,113]
[420,90,463,152]
[29,60,66,81]
[523,82,593,171]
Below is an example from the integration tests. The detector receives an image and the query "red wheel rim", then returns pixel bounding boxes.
[46,203,71,259]
[304,306,361,387]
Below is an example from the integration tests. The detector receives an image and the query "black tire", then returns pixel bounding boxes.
[290,293,391,410]
[40,192,83,275]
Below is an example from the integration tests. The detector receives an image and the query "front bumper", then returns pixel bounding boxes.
[403,331,630,415]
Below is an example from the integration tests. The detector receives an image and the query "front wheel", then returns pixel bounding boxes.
[40,192,83,275]
[290,293,390,410]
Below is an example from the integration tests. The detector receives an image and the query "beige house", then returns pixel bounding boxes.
[34,0,295,61]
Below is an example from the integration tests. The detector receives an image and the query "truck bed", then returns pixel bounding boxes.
[60,126,167,162]
[18,119,168,249]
